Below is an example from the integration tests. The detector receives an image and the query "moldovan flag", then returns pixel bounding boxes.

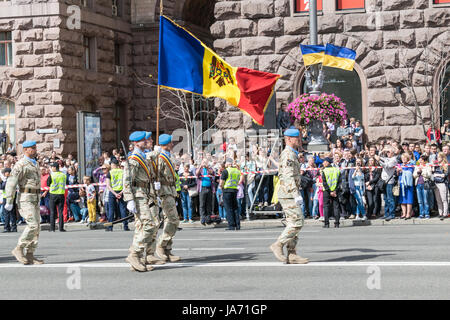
[322,44,356,71]
[300,44,325,66]
[158,15,281,126]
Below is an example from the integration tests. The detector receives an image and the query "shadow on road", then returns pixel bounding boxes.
[318,253,396,262]
[156,252,263,270]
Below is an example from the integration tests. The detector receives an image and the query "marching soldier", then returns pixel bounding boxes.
[270,129,309,264]
[123,131,162,272]
[6,140,44,265]
[154,134,181,263]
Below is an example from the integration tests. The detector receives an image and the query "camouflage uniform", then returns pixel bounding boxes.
[5,157,41,253]
[123,151,159,256]
[154,151,179,252]
[277,147,304,250]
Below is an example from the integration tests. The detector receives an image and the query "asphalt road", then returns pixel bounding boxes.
[0,223,449,300]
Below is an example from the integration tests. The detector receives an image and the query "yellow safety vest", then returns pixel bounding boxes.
[50,172,66,195]
[324,167,340,192]
[175,173,181,192]
[110,168,124,192]
[224,168,241,190]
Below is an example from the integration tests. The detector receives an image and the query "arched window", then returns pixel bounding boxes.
[0,98,15,148]
[302,66,363,123]
[439,61,450,125]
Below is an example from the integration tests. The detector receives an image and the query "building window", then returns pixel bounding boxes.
[294,0,323,13]
[114,103,127,148]
[0,32,12,67]
[114,43,124,74]
[0,99,15,148]
[83,36,96,70]
[336,0,365,10]
[112,0,122,16]
[302,66,362,126]
[440,62,450,126]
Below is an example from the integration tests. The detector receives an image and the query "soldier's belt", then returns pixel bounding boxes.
[20,187,40,194]
[132,181,149,188]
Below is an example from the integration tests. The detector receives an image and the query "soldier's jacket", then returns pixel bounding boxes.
[5,157,40,204]
[123,152,157,202]
[148,150,177,198]
[277,147,302,200]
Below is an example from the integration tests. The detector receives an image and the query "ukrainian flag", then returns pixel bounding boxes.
[300,44,325,66]
[158,16,281,126]
[322,44,356,71]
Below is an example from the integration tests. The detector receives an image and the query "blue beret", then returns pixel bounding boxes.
[145,132,152,140]
[284,128,300,137]
[159,134,172,146]
[22,140,36,148]
[129,131,146,142]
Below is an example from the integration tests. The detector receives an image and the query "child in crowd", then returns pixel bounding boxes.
[84,176,97,225]
[1,168,16,232]
[78,189,89,223]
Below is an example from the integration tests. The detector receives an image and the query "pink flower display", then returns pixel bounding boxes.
[287,93,348,124]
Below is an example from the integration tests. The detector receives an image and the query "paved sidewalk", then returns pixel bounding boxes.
[8,215,449,232]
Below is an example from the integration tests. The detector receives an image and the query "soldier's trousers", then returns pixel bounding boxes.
[17,200,40,253]
[277,198,304,250]
[157,195,180,250]
[129,197,160,255]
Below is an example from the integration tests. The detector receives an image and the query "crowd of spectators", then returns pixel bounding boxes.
[1,117,450,232]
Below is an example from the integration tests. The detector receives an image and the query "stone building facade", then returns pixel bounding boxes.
[0,0,449,156]
[211,0,450,142]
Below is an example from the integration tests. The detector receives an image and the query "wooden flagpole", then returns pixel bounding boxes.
[156,0,163,144]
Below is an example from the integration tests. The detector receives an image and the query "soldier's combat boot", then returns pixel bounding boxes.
[287,249,309,264]
[11,246,29,265]
[270,241,287,263]
[165,249,181,262]
[25,251,44,265]
[145,255,166,265]
[125,252,148,272]
[155,244,169,262]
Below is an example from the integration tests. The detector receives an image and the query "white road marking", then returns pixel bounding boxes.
[90,248,246,252]
[0,261,450,268]
[173,237,279,241]
[197,230,319,234]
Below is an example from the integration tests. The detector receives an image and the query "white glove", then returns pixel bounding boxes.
[154,146,162,153]
[4,203,13,211]
[157,197,162,207]
[295,196,303,206]
[154,182,161,191]
[126,200,137,214]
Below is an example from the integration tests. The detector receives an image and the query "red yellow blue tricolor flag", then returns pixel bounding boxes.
[158,15,281,126]
[322,44,356,71]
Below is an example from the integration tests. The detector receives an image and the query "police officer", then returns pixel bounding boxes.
[6,140,44,265]
[154,134,181,263]
[220,158,242,230]
[47,162,67,232]
[123,131,161,272]
[270,129,308,264]
[321,156,341,228]
[106,157,129,232]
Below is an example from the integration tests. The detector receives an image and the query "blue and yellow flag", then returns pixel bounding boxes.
[322,44,356,71]
[157,15,280,126]
[300,44,325,66]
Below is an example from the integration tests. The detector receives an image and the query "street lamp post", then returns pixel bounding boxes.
[306,0,328,151]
